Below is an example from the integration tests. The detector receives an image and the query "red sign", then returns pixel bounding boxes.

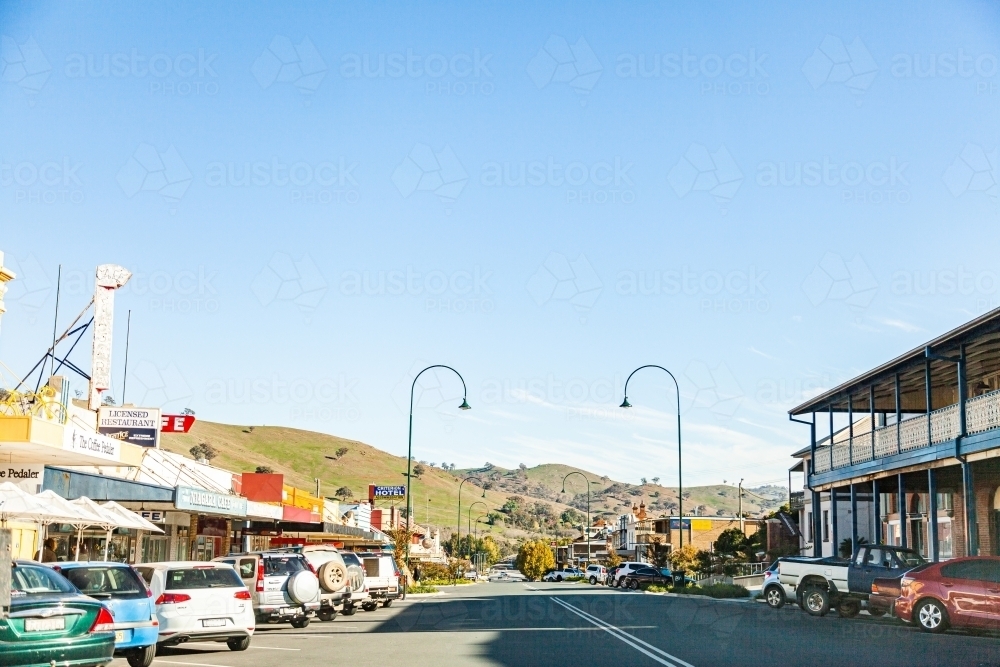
[160,415,196,433]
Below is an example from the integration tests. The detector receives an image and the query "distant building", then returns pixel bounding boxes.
[612,502,762,561]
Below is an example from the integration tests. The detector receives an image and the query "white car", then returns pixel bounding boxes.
[136,562,255,651]
[611,562,647,587]
[488,570,526,582]
[542,567,583,582]
[355,552,401,610]
[585,564,607,585]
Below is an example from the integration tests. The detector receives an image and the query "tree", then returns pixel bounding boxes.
[714,528,749,558]
[413,463,426,478]
[384,527,415,582]
[334,486,353,500]
[640,477,648,485]
[604,547,622,568]
[646,539,670,568]
[102,395,116,406]
[668,545,709,576]
[335,447,349,459]
[480,536,502,567]
[652,477,660,484]
[254,466,274,474]
[516,540,555,581]
[189,443,217,461]
[181,407,195,415]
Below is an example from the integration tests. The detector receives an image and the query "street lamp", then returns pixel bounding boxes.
[620,365,685,550]
[467,500,487,557]
[561,471,592,567]
[456,476,484,559]
[405,365,470,567]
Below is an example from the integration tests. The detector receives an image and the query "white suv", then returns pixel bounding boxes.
[136,561,255,651]
[215,551,320,627]
[585,564,607,585]
[611,562,646,587]
[355,552,401,610]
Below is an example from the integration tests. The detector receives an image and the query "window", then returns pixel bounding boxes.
[806,512,813,542]
[136,567,154,585]
[940,561,991,582]
[822,510,830,542]
[935,492,953,511]
[165,567,243,590]
[11,564,76,595]
[937,519,953,560]
[264,556,307,576]
[62,566,146,599]
[239,558,257,579]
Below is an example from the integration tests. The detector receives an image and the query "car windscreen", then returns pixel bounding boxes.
[12,564,77,596]
[263,556,307,576]
[62,566,147,599]
[341,552,362,568]
[165,567,244,590]
[895,550,926,567]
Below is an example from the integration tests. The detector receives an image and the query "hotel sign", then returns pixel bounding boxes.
[98,407,161,448]
[369,485,406,500]
[175,485,247,517]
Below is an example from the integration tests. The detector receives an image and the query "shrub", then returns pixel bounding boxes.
[407,583,439,594]
[516,540,555,581]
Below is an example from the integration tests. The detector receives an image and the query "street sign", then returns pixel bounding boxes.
[160,414,196,433]
[98,407,161,448]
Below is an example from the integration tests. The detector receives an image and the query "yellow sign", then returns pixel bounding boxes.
[691,519,713,532]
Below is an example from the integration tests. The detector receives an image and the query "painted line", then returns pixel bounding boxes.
[522,584,540,591]
[154,660,235,667]
[247,646,301,651]
[552,598,694,667]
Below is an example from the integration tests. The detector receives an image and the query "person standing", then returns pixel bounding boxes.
[35,538,58,563]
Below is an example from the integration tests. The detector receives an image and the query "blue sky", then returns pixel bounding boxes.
[1,1,999,490]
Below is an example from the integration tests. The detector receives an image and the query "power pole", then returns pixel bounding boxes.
[738,479,744,534]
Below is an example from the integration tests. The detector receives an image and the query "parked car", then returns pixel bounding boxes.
[355,552,401,610]
[259,546,352,622]
[610,562,647,587]
[3,560,116,667]
[136,562,254,650]
[605,566,621,587]
[53,562,158,667]
[894,556,1000,633]
[762,557,807,610]
[777,544,924,617]
[542,567,583,582]
[622,566,673,589]
[337,552,371,616]
[212,551,319,627]
[488,570,526,582]
[586,564,607,585]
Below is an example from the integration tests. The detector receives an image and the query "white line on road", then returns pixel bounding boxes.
[551,598,694,667]
[154,660,235,667]
[247,646,301,651]
[522,584,540,591]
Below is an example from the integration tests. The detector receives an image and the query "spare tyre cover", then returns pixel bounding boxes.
[318,561,347,592]
[287,570,320,604]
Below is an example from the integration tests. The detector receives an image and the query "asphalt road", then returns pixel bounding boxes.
[112,582,1000,667]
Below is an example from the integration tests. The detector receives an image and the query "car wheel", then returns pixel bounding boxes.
[803,587,830,617]
[837,600,861,618]
[589,576,597,585]
[226,637,251,651]
[362,602,378,612]
[290,617,310,629]
[317,610,336,622]
[382,599,393,608]
[127,645,156,667]
[556,575,563,582]
[629,579,639,590]
[764,585,786,609]
[341,604,357,616]
[867,607,886,617]
[915,599,949,633]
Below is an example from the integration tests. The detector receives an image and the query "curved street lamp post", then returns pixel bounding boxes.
[561,471,592,567]
[406,365,470,568]
[456,476,484,560]
[620,365,685,550]
[466,500,487,556]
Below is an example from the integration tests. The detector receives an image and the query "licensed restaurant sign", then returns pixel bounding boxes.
[98,407,161,448]
[174,485,248,517]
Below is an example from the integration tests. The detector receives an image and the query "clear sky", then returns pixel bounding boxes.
[1,1,998,490]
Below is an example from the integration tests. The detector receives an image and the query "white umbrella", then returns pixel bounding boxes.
[0,482,58,525]
[71,497,128,561]
[100,501,164,533]
[33,490,101,561]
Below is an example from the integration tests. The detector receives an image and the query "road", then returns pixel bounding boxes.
[115,582,1000,667]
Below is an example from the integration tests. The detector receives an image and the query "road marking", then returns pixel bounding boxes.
[154,660,235,667]
[552,598,695,667]
[247,646,301,651]
[522,584,540,591]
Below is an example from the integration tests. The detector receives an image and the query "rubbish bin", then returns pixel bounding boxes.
[673,571,686,587]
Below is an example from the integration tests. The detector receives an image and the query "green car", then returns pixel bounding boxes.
[1,561,116,667]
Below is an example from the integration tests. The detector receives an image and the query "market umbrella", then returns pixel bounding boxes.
[34,490,106,560]
[100,501,164,533]
[71,497,129,561]
[0,482,58,525]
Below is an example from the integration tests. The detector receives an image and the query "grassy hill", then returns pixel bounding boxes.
[159,421,569,538]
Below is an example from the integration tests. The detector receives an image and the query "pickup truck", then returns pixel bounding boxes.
[777,544,925,617]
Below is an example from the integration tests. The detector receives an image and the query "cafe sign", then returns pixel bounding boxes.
[175,485,247,517]
[63,426,121,462]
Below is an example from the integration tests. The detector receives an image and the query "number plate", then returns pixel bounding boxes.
[25,617,65,632]
[202,618,227,628]
[115,630,126,642]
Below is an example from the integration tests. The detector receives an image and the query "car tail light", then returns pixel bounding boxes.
[305,560,317,575]
[256,562,265,592]
[90,607,115,633]
[234,590,252,600]
[155,593,192,605]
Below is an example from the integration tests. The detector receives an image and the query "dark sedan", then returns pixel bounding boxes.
[1,561,116,667]
[622,566,672,589]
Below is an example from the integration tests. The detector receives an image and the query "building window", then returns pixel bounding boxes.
[886,521,900,546]
[936,492,953,512]
[822,510,830,542]
[937,519,953,559]
[806,512,813,542]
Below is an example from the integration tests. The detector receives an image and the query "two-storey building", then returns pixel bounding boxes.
[789,309,1000,560]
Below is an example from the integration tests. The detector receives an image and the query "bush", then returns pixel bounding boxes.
[638,582,749,598]
[516,540,555,581]
[407,583,439,594]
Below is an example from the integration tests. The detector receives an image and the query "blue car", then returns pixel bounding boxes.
[51,563,158,667]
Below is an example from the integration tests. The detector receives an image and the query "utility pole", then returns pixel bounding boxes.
[738,479,744,534]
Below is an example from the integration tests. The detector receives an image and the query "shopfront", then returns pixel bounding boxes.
[174,485,248,560]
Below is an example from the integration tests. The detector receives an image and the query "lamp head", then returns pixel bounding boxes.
[620,397,632,409]
[458,398,471,411]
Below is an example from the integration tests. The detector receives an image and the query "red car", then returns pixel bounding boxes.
[895,556,1000,633]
